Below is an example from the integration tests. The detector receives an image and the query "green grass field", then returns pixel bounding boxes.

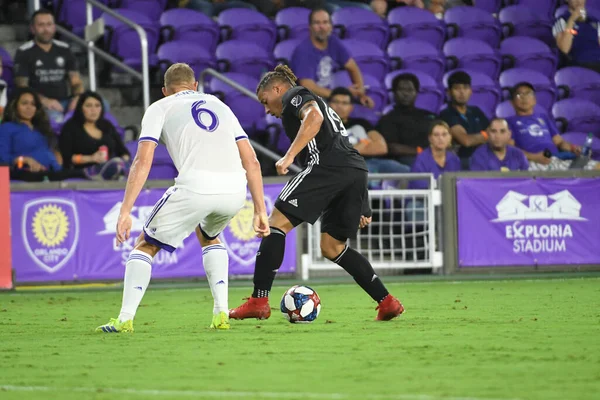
[1,277,599,400]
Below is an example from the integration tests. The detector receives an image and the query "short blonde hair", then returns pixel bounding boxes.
[164,63,195,88]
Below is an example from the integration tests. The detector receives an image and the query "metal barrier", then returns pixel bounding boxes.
[301,173,443,280]
[33,0,151,110]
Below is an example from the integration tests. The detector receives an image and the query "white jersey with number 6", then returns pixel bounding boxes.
[139,90,248,194]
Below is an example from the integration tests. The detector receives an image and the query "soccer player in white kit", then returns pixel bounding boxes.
[96,63,270,333]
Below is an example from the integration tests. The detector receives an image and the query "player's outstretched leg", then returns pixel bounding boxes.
[196,228,231,330]
[96,247,154,333]
[321,234,404,321]
[228,226,287,320]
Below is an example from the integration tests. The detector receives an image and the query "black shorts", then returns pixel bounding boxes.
[275,165,368,241]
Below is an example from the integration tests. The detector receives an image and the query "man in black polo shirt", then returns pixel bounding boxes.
[439,71,489,169]
[376,73,437,167]
[328,87,409,175]
[14,9,83,124]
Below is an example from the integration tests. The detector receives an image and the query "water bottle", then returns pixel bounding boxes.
[582,133,593,157]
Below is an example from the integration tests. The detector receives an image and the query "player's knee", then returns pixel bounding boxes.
[320,240,345,261]
[200,237,221,247]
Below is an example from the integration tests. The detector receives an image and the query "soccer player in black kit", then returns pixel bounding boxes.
[229,65,404,321]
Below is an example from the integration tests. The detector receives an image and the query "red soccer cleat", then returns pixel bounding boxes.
[229,297,271,320]
[375,295,405,321]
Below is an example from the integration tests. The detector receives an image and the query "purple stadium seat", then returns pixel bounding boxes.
[350,104,379,126]
[555,66,600,105]
[444,38,502,80]
[387,38,445,81]
[157,41,216,78]
[275,7,310,41]
[102,9,160,70]
[0,47,13,88]
[513,0,558,20]
[120,0,167,21]
[552,99,600,134]
[218,8,277,51]
[560,132,600,160]
[387,7,446,49]
[500,36,558,78]
[499,68,557,112]
[444,6,502,48]
[265,114,290,155]
[207,72,258,99]
[472,0,501,14]
[216,40,275,79]
[342,39,389,81]
[57,0,105,35]
[385,69,444,113]
[159,9,220,53]
[499,5,554,47]
[494,100,547,119]
[274,39,302,65]
[442,69,501,119]
[206,73,265,133]
[332,7,390,49]
[331,71,387,112]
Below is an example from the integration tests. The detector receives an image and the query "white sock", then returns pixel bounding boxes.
[118,249,153,322]
[202,244,229,314]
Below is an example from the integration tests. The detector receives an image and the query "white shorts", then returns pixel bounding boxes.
[143,186,246,252]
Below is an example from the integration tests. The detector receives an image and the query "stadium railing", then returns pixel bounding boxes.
[301,173,444,280]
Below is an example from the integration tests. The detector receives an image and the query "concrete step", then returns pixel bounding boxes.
[110,105,143,132]
[97,87,123,108]
[0,41,22,59]
[0,25,18,42]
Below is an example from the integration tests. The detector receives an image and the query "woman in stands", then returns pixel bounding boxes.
[0,87,73,181]
[406,120,461,221]
[59,91,130,178]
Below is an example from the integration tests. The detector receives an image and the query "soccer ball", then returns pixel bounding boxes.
[280,285,321,323]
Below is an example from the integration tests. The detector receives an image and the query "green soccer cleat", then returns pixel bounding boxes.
[210,311,230,330]
[95,318,134,333]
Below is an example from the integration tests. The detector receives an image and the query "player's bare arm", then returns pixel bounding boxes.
[276,101,323,175]
[116,141,156,244]
[238,139,270,238]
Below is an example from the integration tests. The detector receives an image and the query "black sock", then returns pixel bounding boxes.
[252,227,286,298]
[332,246,389,303]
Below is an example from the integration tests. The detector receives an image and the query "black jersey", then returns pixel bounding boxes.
[281,86,367,171]
[13,39,78,100]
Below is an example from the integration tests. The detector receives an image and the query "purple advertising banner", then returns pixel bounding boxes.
[457,177,600,267]
[11,184,296,282]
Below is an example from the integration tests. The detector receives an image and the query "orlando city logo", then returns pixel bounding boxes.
[221,194,273,265]
[22,198,79,273]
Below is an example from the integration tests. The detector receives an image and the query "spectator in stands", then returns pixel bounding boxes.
[0,56,6,121]
[470,118,529,171]
[59,91,130,176]
[553,0,600,73]
[376,73,437,167]
[290,8,375,108]
[328,87,409,175]
[439,71,489,169]
[371,0,424,18]
[506,82,599,170]
[406,120,460,222]
[13,9,84,125]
